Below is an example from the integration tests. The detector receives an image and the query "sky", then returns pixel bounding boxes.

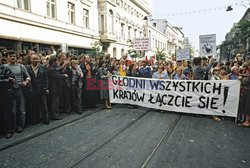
[148,0,249,50]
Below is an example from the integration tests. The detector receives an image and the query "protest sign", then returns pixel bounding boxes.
[199,34,217,57]
[109,75,241,117]
[134,38,151,51]
[176,48,190,61]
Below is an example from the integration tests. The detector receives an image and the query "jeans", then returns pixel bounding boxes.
[12,87,26,128]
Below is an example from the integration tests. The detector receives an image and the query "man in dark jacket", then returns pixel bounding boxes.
[57,53,72,114]
[26,53,49,124]
[192,57,213,80]
[139,60,151,78]
[47,56,67,120]
[0,55,16,139]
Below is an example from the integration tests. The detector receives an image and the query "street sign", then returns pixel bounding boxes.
[134,38,151,51]
[199,34,216,57]
[176,48,190,61]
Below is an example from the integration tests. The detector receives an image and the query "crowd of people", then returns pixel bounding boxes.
[0,48,250,139]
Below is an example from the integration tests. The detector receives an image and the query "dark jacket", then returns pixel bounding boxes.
[0,64,15,100]
[57,65,72,88]
[127,70,139,77]
[47,65,65,94]
[0,64,15,82]
[192,64,212,80]
[139,66,151,78]
[80,63,95,79]
[26,64,48,95]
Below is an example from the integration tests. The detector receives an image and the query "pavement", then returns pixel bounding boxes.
[0,105,250,168]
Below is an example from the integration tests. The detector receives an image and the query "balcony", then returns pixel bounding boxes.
[99,31,117,43]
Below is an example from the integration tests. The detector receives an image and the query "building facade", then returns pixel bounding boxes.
[0,0,99,55]
[143,19,168,58]
[151,19,184,58]
[98,0,151,58]
[0,0,185,59]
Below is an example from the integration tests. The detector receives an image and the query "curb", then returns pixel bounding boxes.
[0,109,102,152]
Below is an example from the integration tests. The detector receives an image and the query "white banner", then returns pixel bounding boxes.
[176,48,190,61]
[199,34,217,57]
[109,76,241,117]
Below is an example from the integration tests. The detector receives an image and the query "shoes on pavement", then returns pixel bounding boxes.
[17,127,23,133]
[5,133,13,139]
[43,120,50,125]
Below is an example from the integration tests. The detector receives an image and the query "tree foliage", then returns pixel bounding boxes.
[127,39,144,59]
[155,48,166,61]
[91,41,104,58]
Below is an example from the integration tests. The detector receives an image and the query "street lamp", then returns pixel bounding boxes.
[226,6,233,12]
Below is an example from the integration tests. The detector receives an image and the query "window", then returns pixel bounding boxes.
[101,15,104,33]
[153,23,156,27]
[17,0,30,11]
[128,26,131,39]
[134,29,137,38]
[109,10,114,33]
[121,23,125,39]
[47,0,56,18]
[116,0,120,5]
[120,0,123,9]
[68,2,75,24]
[83,9,89,28]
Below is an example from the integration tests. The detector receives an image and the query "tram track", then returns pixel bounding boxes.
[67,108,151,168]
[141,114,182,168]
[67,109,181,168]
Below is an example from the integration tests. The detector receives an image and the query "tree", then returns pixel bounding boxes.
[155,48,167,61]
[91,41,104,58]
[127,39,144,60]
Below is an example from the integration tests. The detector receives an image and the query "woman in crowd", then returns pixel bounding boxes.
[229,66,240,80]
[70,60,83,114]
[119,59,126,76]
[165,62,174,79]
[81,55,97,111]
[127,64,139,77]
[98,61,112,109]
[152,65,168,79]
[239,62,250,127]
[219,66,229,80]
[173,67,185,80]
[211,67,221,121]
